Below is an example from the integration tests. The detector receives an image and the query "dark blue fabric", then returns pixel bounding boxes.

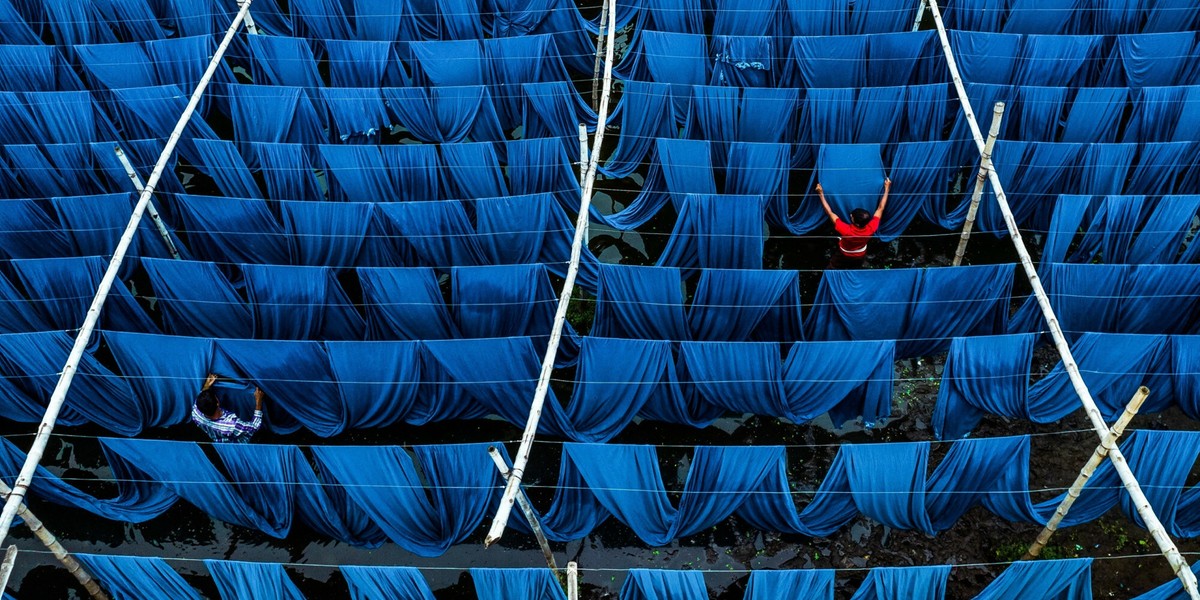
[10,430,1200,549]
[807,264,1013,357]
[172,195,291,264]
[76,555,201,600]
[228,84,326,147]
[207,560,305,600]
[656,194,764,270]
[621,569,707,600]
[384,86,505,144]
[11,256,158,333]
[745,569,835,599]
[849,566,952,600]
[973,558,1093,600]
[141,257,254,338]
[342,566,436,600]
[471,569,567,600]
[1010,264,1200,336]
[1102,32,1196,87]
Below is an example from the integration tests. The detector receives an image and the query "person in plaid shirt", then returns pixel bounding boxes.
[192,373,264,443]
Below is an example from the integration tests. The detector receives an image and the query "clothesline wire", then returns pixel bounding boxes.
[23,547,1192,574]
[35,427,1101,450]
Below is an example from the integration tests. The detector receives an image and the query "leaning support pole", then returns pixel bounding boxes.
[951,101,1004,267]
[911,1,926,30]
[591,0,608,109]
[486,446,560,580]
[567,561,579,600]
[578,123,588,185]
[0,481,110,599]
[0,546,15,593]
[485,0,618,547]
[0,0,253,550]
[113,146,182,259]
[925,1,1200,596]
[1023,387,1149,561]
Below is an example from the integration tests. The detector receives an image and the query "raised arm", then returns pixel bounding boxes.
[815,183,838,223]
[874,178,892,219]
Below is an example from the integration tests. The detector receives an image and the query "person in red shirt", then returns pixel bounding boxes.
[815,177,891,269]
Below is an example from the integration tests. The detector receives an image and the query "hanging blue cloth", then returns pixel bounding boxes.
[109,86,219,163]
[206,560,306,600]
[104,330,212,428]
[76,555,201,600]
[0,45,76,92]
[11,255,158,333]
[745,569,835,599]
[815,144,886,220]
[239,263,366,340]
[849,566,952,600]
[410,39,486,87]
[0,198,72,259]
[74,42,157,89]
[807,264,1014,357]
[620,569,707,600]
[192,139,264,199]
[1102,32,1196,87]
[289,0,353,39]
[172,195,291,264]
[782,339,894,426]
[141,257,253,338]
[326,40,405,87]
[228,84,326,146]
[342,566,435,600]
[250,142,324,200]
[214,338,340,435]
[949,31,1021,84]
[973,557,1093,600]
[1062,88,1129,143]
[471,569,567,600]
[358,267,459,340]
[279,201,378,267]
[601,81,677,178]
[593,264,688,340]
[327,340,423,428]
[785,35,867,87]
[0,269,48,333]
[1015,35,1103,87]
[868,31,937,86]
[687,269,802,341]
[321,87,391,141]
[376,201,486,267]
[441,142,509,200]
[384,86,505,144]
[656,194,764,270]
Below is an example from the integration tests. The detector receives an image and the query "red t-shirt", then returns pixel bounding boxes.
[834,217,880,257]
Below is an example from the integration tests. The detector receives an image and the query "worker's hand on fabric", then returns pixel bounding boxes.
[884,177,892,189]
[203,373,218,390]
[254,387,265,405]
[814,183,823,193]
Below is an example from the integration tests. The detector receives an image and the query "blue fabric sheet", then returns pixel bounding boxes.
[10,431,1200,552]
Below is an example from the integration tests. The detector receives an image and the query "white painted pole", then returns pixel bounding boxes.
[926,1,1200,596]
[0,546,15,594]
[113,146,182,260]
[952,101,1004,267]
[567,561,579,600]
[242,7,259,34]
[486,446,560,577]
[485,0,617,547]
[578,123,588,185]
[912,1,927,30]
[1024,387,1148,560]
[591,0,608,109]
[0,0,253,550]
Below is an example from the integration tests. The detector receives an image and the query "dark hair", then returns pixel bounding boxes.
[196,390,219,418]
[850,208,872,227]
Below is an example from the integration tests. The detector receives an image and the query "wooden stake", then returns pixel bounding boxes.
[0,546,15,593]
[112,146,182,260]
[487,446,560,581]
[591,0,608,109]
[578,123,588,185]
[485,0,619,548]
[0,481,109,599]
[926,1,1200,596]
[1024,387,1149,560]
[952,101,1004,267]
[0,0,253,550]
[567,561,579,600]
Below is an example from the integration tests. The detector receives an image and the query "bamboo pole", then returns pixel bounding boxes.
[925,1,1200,596]
[1023,387,1149,561]
[911,1,927,30]
[0,0,253,550]
[486,446,560,580]
[591,0,608,109]
[567,561,579,600]
[485,0,618,547]
[113,146,182,260]
[242,3,259,34]
[578,123,588,185]
[951,101,1004,267]
[0,483,110,599]
[0,546,15,593]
